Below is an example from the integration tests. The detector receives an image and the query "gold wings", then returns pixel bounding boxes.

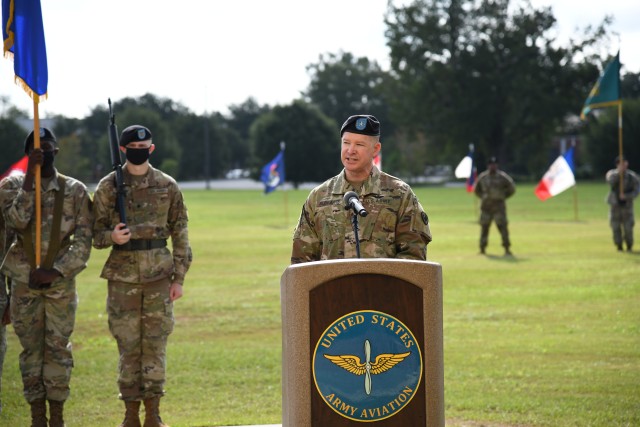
[323,352,411,376]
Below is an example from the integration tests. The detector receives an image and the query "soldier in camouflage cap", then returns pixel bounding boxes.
[291,114,432,263]
[605,156,640,251]
[473,156,516,256]
[93,124,192,427]
[0,127,93,426]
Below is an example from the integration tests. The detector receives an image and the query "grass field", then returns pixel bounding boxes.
[0,182,638,426]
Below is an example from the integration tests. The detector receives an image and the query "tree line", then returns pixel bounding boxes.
[1,0,639,186]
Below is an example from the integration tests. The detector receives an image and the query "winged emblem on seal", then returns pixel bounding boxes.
[323,339,411,395]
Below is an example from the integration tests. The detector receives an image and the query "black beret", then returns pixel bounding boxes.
[614,156,625,165]
[488,156,498,164]
[119,125,152,146]
[340,115,381,137]
[24,127,57,153]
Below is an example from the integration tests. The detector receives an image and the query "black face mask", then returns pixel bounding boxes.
[42,151,55,170]
[126,148,150,165]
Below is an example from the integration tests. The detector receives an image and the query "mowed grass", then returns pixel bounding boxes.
[0,182,638,426]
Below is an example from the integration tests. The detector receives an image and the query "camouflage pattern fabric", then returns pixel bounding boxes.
[10,278,77,402]
[92,167,192,284]
[0,171,91,403]
[474,169,516,250]
[107,278,173,401]
[605,168,640,248]
[93,166,191,401]
[0,172,93,283]
[0,192,8,411]
[291,167,432,263]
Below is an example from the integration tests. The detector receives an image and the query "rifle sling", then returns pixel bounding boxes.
[21,174,67,270]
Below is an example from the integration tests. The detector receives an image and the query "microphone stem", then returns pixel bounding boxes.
[351,213,361,258]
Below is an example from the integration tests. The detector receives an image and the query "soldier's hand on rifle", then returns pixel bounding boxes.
[111,223,131,245]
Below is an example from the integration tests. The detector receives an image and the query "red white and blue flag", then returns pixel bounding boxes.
[455,144,476,192]
[534,147,575,201]
[0,155,28,180]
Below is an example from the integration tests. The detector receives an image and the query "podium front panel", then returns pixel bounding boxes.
[281,259,443,427]
[310,274,426,426]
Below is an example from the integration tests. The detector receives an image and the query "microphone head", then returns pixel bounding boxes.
[343,191,359,204]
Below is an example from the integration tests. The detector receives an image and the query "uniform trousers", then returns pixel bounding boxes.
[609,204,635,247]
[107,277,174,401]
[10,277,77,402]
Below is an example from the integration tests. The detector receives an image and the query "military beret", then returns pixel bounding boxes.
[340,115,381,137]
[119,125,152,146]
[24,127,57,153]
[488,156,498,164]
[614,156,625,165]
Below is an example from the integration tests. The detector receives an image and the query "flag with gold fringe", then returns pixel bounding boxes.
[580,52,620,120]
[2,0,48,101]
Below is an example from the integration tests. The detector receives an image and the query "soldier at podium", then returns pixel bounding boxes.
[291,114,432,263]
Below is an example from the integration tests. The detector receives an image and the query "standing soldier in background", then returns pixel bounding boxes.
[0,128,93,426]
[291,114,432,263]
[606,156,640,252]
[473,156,516,256]
[93,125,192,427]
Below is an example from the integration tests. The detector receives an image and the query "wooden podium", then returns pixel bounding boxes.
[281,259,443,426]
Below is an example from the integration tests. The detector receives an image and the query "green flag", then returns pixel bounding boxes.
[580,52,620,120]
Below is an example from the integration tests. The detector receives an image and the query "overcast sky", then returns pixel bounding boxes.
[1,0,638,120]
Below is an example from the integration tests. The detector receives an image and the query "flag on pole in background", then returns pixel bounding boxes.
[534,147,576,201]
[0,155,28,180]
[260,149,285,194]
[580,52,620,120]
[373,153,381,171]
[2,0,48,101]
[454,144,476,192]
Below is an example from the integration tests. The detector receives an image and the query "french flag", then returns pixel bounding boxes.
[534,147,576,201]
[454,144,476,192]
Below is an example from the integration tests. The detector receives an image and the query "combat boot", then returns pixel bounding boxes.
[119,401,142,427]
[29,398,47,427]
[48,399,65,427]
[143,397,169,427]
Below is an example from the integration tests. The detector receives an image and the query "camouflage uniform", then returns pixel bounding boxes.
[605,168,640,250]
[0,186,12,413]
[291,166,432,263]
[92,166,192,401]
[0,172,92,403]
[474,168,516,252]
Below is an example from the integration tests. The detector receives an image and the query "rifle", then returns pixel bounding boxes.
[108,98,127,224]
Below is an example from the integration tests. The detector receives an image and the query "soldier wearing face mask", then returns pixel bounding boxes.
[0,127,93,426]
[92,125,192,427]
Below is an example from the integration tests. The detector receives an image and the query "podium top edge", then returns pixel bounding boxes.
[285,258,441,270]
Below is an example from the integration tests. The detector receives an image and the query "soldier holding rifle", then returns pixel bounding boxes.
[92,115,192,427]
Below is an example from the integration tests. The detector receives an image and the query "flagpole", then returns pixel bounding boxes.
[33,99,42,267]
[618,101,624,199]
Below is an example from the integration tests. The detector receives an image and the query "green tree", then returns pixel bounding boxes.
[227,98,270,170]
[0,117,26,174]
[581,98,640,175]
[250,101,337,187]
[384,0,611,176]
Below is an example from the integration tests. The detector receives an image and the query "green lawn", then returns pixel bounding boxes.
[0,182,638,426]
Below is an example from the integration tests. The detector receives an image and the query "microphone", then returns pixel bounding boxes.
[344,191,368,217]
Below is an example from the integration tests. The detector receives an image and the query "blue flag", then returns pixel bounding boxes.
[2,0,48,102]
[260,150,285,194]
